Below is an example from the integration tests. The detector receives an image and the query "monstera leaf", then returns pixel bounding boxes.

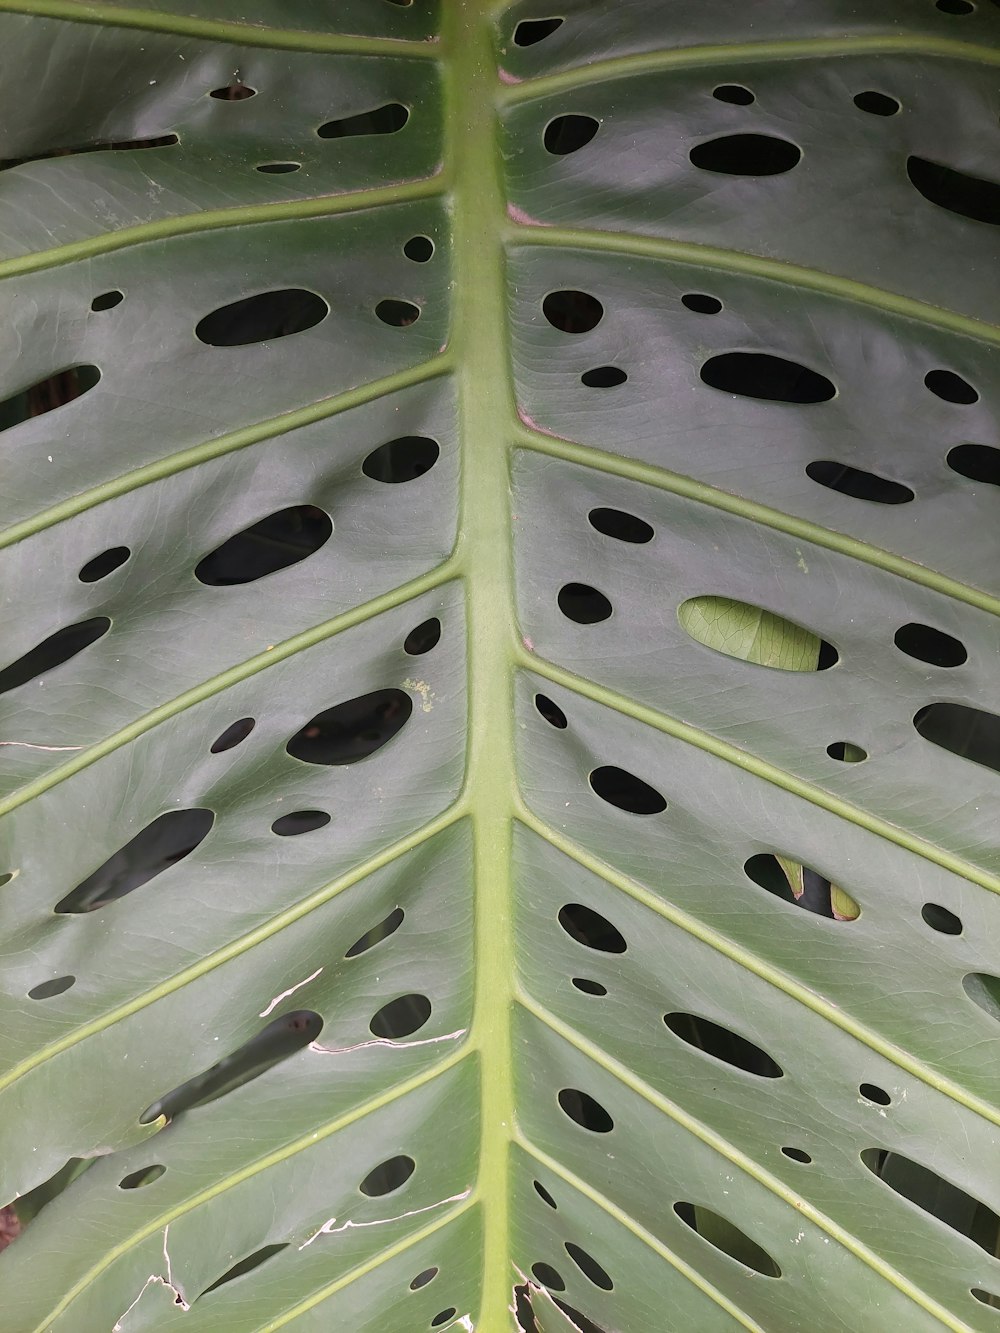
[2,1,1000,1329]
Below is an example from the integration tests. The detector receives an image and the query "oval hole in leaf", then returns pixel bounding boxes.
[947,443,1000,486]
[690,133,800,175]
[91,290,123,311]
[557,1088,614,1133]
[531,1262,565,1290]
[589,766,666,815]
[514,16,563,44]
[210,717,255,753]
[682,292,723,313]
[0,365,100,432]
[375,298,421,327]
[363,435,439,482]
[581,365,627,388]
[270,810,330,837]
[534,1180,558,1209]
[861,1150,1000,1253]
[403,235,434,262]
[827,740,868,762]
[853,90,900,115]
[195,505,331,585]
[679,596,834,671]
[713,84,754,105]
[287,689,412,765]
[201,1244,289,1296]
[921,902,962,935]
[558,582,612,623]
[432,1311,458,1328]
[27,976,75,1000]
[572,978,607,996]
[963,973,1000,1022]
[56,807,214,913]
[558,903,627,953]
[404,617,441,654]
[317,103,409,138]
[914,703,1000,775]
[673,1203,781,1276]
[972,1288,1000,1308]
[0,873,13,887]
[701,353,834,403]
[894,622,967,667]
[139,1010,321,1123]
[1,136,176,172]
[209,83,256,100]
[543,114,599,155]
[743,853,858,920]
[370,992,431,1038]
[196,289,328,346]
[937,0,975,10]
[542,290,603,333]
[664,1013,783,1078]
[256,161,300,174]
[346,907,405,958]
[535,693,567,728]
[907,155,1000,226]
[359,1154,415,1197]
[410,1267,439,1289]
[118,1164,165,1190]
[925,368,979,404]
[565,1243,613,1290]
[0,616,111,696]
[860,1082,891,1106]
[79,546,130,582]
[588,507,653,543]
[806,460,914,504]
[781,1147,812,1164]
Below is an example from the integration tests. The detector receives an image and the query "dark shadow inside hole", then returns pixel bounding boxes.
[79,546,130,582]
[914,702,1000,775]
[12,1157,94,1227]
[921,902,962,935]
[972,1289,1000,1310]
[558,902,626,953]
[317,103,409,138]
[359,1154,414,1196]
[674,1202,781,1276]
[543,114,599,155]
[533,1179,558,1209]
[682,292,723,314]
[271,810,330,836]
[588,507,654,543]
[962,972,1000,1023]
[557,1087,614,1133]
[552,1299,609,1333]
[908,155,1000,226]
[27,976,75,1000]
[346,907,405,957]
[894,622,967,668]
[589,765,666,815]
[859,1082,891,1106]
[781,1147,812,1164]
[826,740,867,762]
[56,808,214,913]
[0,364,100,432]
[535,694,567,728]
[209,83,256,100]
[140,1011,321,1123]
[375,298,421,327]
[690,133,800,175]
[201,1243,288,1296]
[664,1013,783,1078]
[118,1163,166,1190]
[404,617,441,654]
[196,289,328,346]
[410,1267,439,1290]
[432,1311,458,1329]
[581,365,627,388]
[565,1242,613,1290]
[514,16,564,44]
[947,443,1000,486]
[853,90,900,115]
[195,505,331,584]
[363,435,439,481]
[0,134,177,172]
[558,582,612,624]
[91,290,123,311]
[210,717,255,754]
[0,616,110,696]
[713,84,754,104]
[743,853,839,919]
[404,235,434,262]
[572,977,607,996]
[806,460,914,504]
[0,873,12,887]
[925,367,979,403]
[862,1149,1000,1254]
[256,161,300,174]
[542,289,603,333]
[287,689,412,765]
[531,1262,565,1290]
[936,0,975,10]
[701,352,835,403]
[369,992,431,1038]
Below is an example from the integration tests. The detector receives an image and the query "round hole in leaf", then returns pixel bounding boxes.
[713,84,755,105]
[860,1082,891,1106]
[806,459,914,504]
[28,975,75,1000]
[119,1164,166,1189]
[543,114,599,155]
[514,16,563,44]
[581,365,627,388]
[256,161,300,173]
[921,902,962,935]
[853,90,900,115]
[925,369,978,404]
[196,289,328,346]
[376,298,421,327]
[531,1262,565,1291]
[558,903,627,953]
[936,0,974,12]
[826,740,868,763]
[287,689,412,765]
[572,977,607,996]
[674,1202,781,1276]
[542,289,603,333]
[209,83,256,99]
[370,992,431,1038]
[195,505,332,585]
[403,235,434,262]
[588,507,653,543]
[346,908,405,958]
[91,290,123,311]
[565,1242,613,1290]
[557,582,612,623]
[431,1312,457,1329]
[590,765,666,815]
[410,1268,439,1290]
[893,622,967,667]
[535,694,567,728]
[781,1147,812,1164]
[701,352,835,403]
[682,292,723,314]
[690,133,801,175]
[533,1179,558,1208]
[947,443,1000,485]
[271,809,330,837]
[210,717,255,753]
[557,1087,614,1133]
[359,1154,415,1197]
[363,435,439,482]
[405,618,441,654]
[79,546,130,582]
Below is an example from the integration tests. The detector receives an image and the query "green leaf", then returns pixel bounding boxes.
[1,2,999,1331]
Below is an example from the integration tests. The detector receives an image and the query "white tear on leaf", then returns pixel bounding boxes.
[297,1188,471,1250]
[258,967,323,1018]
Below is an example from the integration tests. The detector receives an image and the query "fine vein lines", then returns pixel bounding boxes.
[520,993,973,1333]
[517,803,1000,1134]
[33,1048,469,1333]
[515,1137,766,1333]
[500,34,1000,103]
